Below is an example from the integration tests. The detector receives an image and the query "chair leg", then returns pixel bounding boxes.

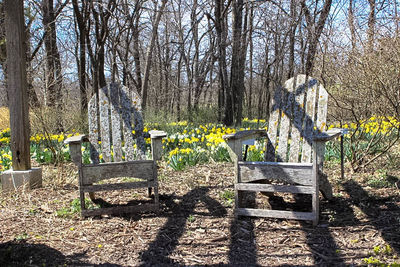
[154,185,159,211]
[80,190,86,217]
[312,191,319,226]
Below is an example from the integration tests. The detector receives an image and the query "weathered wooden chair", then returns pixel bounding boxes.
[65,83,166,217]
[223,75,343,225]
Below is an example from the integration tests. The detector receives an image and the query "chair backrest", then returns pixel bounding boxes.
[88,83,147,164]
[265,74,328,163]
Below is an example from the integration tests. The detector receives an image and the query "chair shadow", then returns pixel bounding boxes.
[139,186,228,266]
[0,240,122,266]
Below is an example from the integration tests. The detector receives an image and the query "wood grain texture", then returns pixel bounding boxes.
[78,83,165,216]
[131,87,146,160]
[81,160,155,184]
[236,208,316,221]
[120,85,135,161]
[238,161,313,185]
[69,143,82,166]
[235,183,316,194]
[289,75,306,162]
[5,0,31,170]
[265,85,282,161]
[88,94,100,164]
[99,85,112,162]
[223,129,268,140]
[301,77,317,163]
[110,83,123,162]
[277,77,295,162]
[82,181,156,192]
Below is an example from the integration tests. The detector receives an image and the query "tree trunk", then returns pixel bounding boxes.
[72,0,88,115]
[141,0,167,111]
[214,0,230,124]
[5,0,31,170]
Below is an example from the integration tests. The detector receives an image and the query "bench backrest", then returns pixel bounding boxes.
[265,74,328,163]
[88,83,147,163]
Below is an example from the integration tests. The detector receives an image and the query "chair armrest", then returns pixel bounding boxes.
[313,128,346,142]
[149,130,167,139]
[64,134,88,144]
[223,130,268,162]
[223,129,268,141]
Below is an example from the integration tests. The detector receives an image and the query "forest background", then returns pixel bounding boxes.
[0,0,399,172]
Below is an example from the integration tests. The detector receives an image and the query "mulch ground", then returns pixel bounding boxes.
[1,161,400,266]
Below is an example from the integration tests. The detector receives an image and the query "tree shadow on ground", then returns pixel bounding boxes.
[228,193,257,266]
[0,240,122,266]
[343,180,400,254]
[139,186,228,266]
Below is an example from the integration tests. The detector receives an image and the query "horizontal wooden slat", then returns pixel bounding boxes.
[82,161,155,184]
[236,208,315,221]
[82,181,155,192]
[238,162,313,185]
[235,183,316,194]
[82,203,158,217]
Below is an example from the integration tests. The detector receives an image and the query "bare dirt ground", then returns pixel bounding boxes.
[1,161,400,266]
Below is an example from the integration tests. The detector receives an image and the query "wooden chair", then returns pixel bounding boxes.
[223,75,343,225]
[65,83,166,217]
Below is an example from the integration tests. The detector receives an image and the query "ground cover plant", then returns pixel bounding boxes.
[1,116,400,266]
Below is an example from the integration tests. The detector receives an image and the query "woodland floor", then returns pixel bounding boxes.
[1,160,400,266]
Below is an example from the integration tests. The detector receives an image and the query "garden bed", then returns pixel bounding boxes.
[1,161,400,266]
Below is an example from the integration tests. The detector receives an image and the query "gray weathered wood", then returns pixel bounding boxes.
[236,208,316,221]
[68,83,166,217]
[110,83,123,162]
[277,78,295,162]
[149,130,167,160]
[5,0,31,171]
[238,162,313,185]
[88,95,100,164]
[120,85,135,161]
[82,181,156,192]
[235,183,316,194]
[223,129,268,140]
[226,75,341,225]
[301,77,317,163]
[99,85,112,162]
[265,85,282,161]
[151,137,163,161]
[312,143,319,226]
[289,75,306,162]
[65,134,88,144]
[69,143,82,166]
[131,87,146,160]
[313,129,342,141]
[81,160,155,184]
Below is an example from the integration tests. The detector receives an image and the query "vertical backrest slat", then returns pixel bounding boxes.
[88,94,100,164]
[316,84,328,132]
[276,77,295,162]
[315,83,329,167]
[131,88,146,160]
[120,85,135,161]
[301,77,318,163]
[265,85,282,161]
[288,75,306,162]
[110,83,123,162]
[99,85,112,162]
